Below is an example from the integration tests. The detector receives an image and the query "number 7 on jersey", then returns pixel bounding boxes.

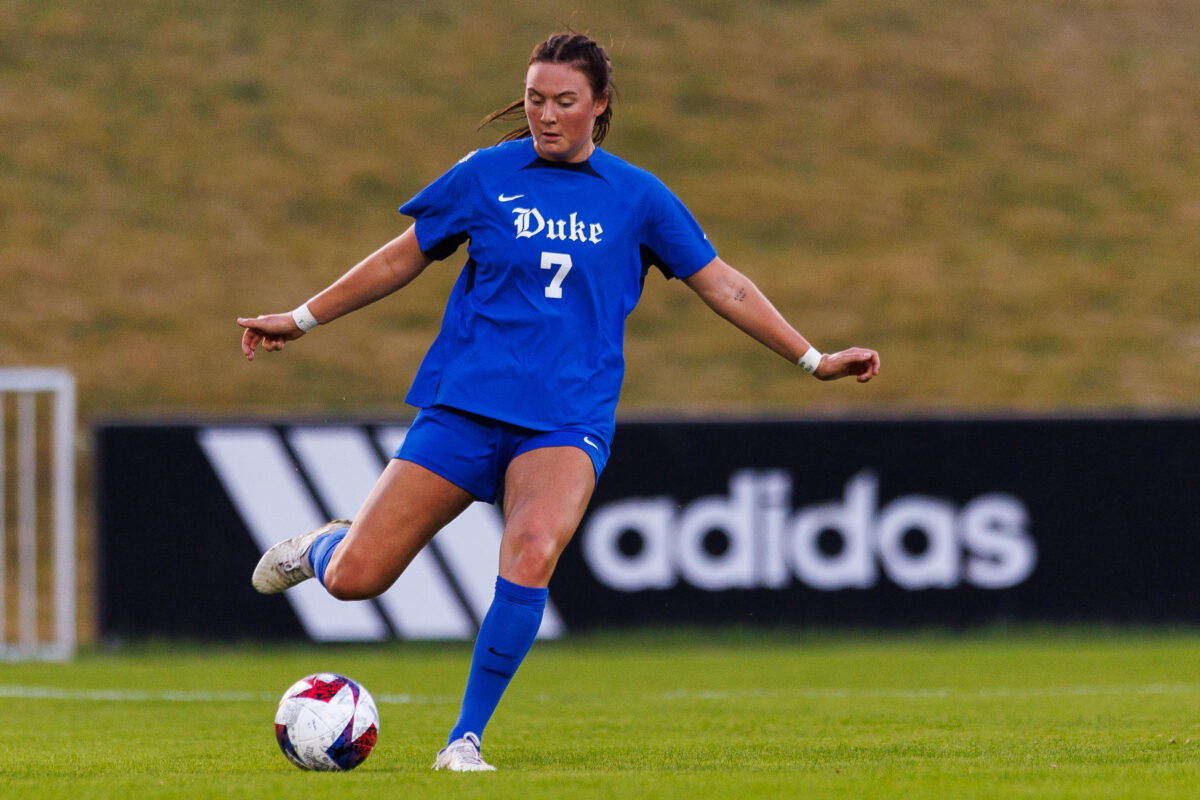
[540,252,572,299]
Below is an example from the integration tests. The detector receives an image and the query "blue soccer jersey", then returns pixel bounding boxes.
[399,138,717,442]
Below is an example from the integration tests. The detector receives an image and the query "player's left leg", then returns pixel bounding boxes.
[497,444,597,586]
[435,445,596,771]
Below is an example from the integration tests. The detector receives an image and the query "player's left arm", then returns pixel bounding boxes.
[682,257,880,383]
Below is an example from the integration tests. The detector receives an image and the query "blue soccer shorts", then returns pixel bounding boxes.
[394,405,611,503]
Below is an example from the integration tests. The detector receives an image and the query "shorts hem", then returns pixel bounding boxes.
[393,455,495,504]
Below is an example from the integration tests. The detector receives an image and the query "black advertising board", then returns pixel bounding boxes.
[95,416,1200,641]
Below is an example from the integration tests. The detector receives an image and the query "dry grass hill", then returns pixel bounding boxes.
[3,0,1199,423]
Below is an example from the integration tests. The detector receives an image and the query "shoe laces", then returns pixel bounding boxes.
[452,733,486,764]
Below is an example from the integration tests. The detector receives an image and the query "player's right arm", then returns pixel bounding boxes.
[237,224,433,361]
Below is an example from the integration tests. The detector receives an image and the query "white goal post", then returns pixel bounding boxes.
[0,368,75,660]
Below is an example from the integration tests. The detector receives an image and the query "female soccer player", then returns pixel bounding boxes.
[239,33,880,772]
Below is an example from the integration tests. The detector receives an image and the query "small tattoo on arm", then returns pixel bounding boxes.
[733,288,747,302]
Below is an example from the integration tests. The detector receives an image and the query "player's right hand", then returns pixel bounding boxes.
[237,313,304,362]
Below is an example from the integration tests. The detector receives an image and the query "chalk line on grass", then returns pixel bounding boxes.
[0,686,453,704]
[3,683,1198,705]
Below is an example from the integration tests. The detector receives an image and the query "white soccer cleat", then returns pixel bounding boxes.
[251,519,351,595]
[432,732,495,772]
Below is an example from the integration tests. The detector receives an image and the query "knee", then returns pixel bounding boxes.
[323,564,389,601]
[502,526,566,584]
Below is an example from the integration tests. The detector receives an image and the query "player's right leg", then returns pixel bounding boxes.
[251,518,352,594]
[251,458,474,599]
[321,459,474,599]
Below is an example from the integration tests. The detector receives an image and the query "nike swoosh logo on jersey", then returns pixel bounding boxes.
[583,436,599,450]
[498,193,524,202]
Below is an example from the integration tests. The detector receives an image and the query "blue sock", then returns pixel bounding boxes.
[307,527,348,587]
[448,576,547,744]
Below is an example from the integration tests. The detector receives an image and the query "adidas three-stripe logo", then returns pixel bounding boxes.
[197,425,564,642]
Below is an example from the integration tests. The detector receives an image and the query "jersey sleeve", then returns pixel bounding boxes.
[640,179,717,280]
[398,151,478,260]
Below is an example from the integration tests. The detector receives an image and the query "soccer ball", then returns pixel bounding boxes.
[274,673,380,771]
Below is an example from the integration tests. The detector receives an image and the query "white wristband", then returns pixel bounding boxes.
[291,302,320,332]
[797,346,824,375]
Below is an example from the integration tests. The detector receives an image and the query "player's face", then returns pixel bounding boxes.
[524,61,608,163]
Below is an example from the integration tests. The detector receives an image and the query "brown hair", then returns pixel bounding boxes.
[479,33,615,145]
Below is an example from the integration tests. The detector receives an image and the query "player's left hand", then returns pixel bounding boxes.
[815,347,881,383]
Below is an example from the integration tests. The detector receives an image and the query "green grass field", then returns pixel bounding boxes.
[3,629,1198,799]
